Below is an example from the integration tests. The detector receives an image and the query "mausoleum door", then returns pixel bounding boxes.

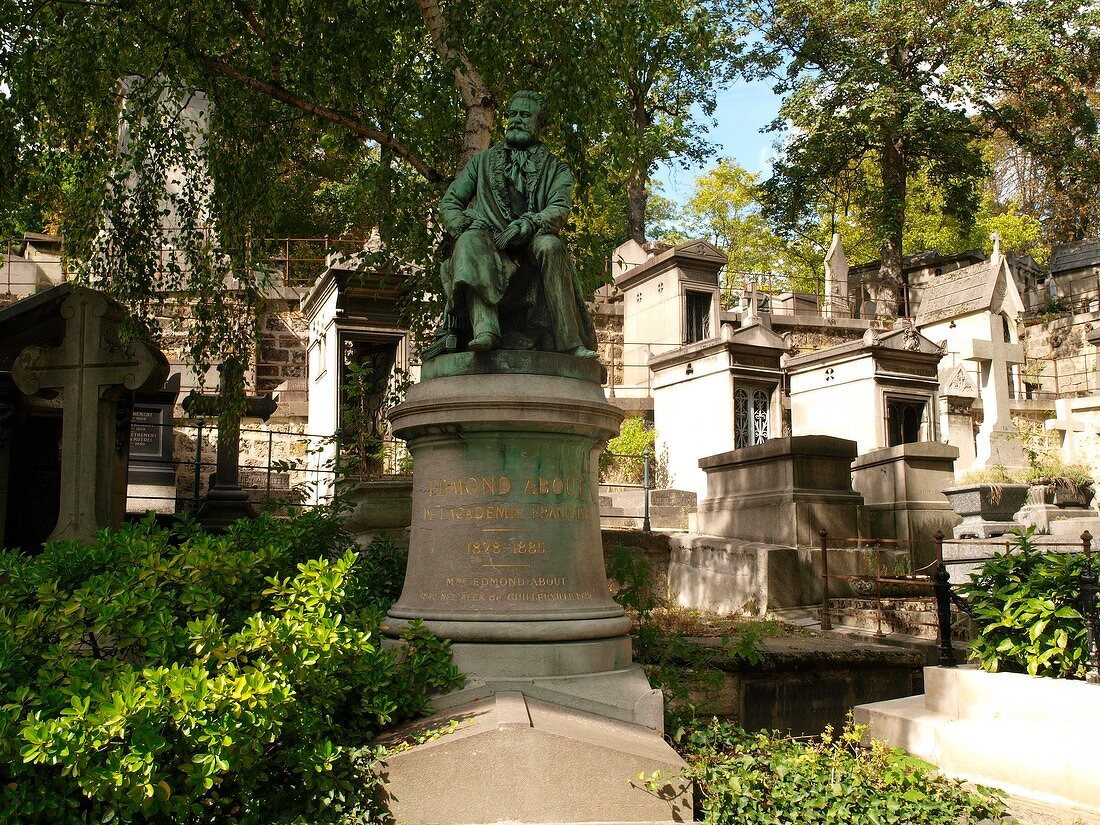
[886,396,931,447]
[734,385,772,449]
[340,338,400,475]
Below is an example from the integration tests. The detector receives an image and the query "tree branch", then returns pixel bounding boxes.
[416,0,495,164]
[194,54,443,182]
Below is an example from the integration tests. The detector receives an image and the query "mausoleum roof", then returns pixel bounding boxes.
[613,238,726,290]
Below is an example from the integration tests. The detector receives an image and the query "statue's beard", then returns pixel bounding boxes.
[506,126,535,147]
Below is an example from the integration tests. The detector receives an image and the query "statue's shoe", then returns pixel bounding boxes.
[566,345,598,358]
[468,332,502,352]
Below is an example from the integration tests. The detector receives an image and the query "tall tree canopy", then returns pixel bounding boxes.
[0,0,744,365]
[745,0,1099,313]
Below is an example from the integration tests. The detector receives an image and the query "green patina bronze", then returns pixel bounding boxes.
[430,91,598,360]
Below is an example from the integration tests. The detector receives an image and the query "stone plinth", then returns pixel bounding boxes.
[386,352,630,663]
[380,351,686,823]
[384,352,671,728]
[695,436,863,547]
[851,442,960,567]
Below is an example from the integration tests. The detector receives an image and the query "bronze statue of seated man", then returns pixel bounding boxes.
[435,90,598,358]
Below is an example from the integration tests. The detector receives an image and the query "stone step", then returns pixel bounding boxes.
[856,666,1100,815]
[924,666,1100,726]
[853,694,945,760]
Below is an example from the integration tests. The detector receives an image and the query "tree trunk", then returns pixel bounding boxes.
[417,0,495,167]
[878,132,907,316]
[627,168,648,244]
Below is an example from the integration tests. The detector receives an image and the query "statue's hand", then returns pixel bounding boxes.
[493,218,534,249]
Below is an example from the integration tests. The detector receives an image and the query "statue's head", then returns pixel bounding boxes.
[504,90,547,149]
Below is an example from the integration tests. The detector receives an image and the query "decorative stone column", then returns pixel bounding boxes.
[386,351,631,666]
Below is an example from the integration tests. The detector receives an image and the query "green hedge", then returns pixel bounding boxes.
[960,527,1094,679]
[0,510,460,823]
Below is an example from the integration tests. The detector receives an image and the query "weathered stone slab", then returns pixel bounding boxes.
[377,693,690,825]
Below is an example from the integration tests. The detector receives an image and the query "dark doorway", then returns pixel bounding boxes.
[5,414,62,550]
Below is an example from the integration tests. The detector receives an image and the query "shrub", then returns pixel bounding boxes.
[679,718,1006,824]
[600,417,669,486]
[0,510,460,823]
[960,527,1093,679]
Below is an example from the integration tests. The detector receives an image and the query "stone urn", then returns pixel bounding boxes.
[336,476,414,545]
[1030,480,1095,509]
[943,483,1030,539]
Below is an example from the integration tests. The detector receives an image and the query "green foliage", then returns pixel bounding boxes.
[607,546,764,732]
[339,359,412,478]
[0,511,460,823]
[679,717,1007,824]
[961,527,1094,679]
[600,417,666,486]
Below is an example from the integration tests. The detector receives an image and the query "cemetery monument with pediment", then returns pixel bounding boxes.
[915,240,1027,469]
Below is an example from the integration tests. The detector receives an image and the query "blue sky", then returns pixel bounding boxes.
[654,76,783,203]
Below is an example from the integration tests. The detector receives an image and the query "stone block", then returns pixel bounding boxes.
[696,436,863,547]
[856,665,1100,814]
[378,692,691,825]
[851,442,960,566]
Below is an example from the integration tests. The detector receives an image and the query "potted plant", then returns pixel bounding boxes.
[1023,457,1095,508]
[943,465,1031,539]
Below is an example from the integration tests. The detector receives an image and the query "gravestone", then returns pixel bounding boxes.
[127,373,181,515]
[0,284,168,545]
[823,232,849,318]
[915,248,1027,468]
[1045,397,1097,464]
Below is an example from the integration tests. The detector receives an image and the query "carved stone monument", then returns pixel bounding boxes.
[0,284,168,545]
[379,93,689,825]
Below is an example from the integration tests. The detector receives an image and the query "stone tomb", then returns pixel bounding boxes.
[695,435,863,548]
[380,351,688,824]
[0,284,167,546]
[650,320,788,498]
[850,442,960,567]
[787,324,946,456]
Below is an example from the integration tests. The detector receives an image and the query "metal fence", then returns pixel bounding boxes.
[130,419,655,525]
[817,529,1100,683]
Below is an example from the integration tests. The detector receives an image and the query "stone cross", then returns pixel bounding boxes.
[822,233,848,319]
[1045,398,1096,463]
[12,288,166,542]
[744,279,760,323]
[181,358,276,531]
[963,335,1026,467]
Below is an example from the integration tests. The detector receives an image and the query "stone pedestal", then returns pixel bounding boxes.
[943,483,1030,539]
[851,442,961,567]
[695,436,863,547]
[380,351,687,823]
[386,352,632,680]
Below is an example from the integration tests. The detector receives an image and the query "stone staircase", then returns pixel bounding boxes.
[855,666,1100,814]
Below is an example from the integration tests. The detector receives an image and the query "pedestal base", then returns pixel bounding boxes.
[194,484,258,532]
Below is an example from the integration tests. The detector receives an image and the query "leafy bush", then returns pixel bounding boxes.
[0,510,460,823]
[679,718,1007,824]
[960,527,1093,678]
[599,417,669,486]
